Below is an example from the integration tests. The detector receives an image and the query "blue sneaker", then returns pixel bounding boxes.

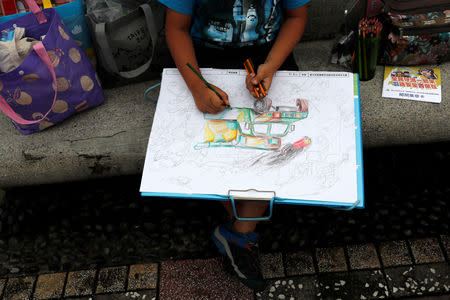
[212,223,266,291]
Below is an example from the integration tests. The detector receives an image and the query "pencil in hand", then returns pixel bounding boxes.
[243,58,267,98]
[186,63,231,109]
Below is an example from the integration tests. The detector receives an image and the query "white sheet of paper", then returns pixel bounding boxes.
[140,69,359,205]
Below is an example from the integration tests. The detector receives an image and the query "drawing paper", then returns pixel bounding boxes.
[141,69,361,205]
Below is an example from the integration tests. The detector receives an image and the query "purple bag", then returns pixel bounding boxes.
[0,1,104,135]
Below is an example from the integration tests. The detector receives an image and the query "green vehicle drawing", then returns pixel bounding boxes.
[194,98,308,151]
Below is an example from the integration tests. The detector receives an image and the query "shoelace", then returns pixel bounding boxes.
[247,242,262,271]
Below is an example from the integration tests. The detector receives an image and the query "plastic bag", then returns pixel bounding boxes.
[86,0,171,87]
[86,0,147,23]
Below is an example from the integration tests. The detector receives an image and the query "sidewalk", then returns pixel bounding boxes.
[1,236,449,299]
[0,142,448,299]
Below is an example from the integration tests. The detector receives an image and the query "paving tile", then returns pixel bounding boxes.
[34,272,66,299]
[256,275,319,300]
[440,235,450,261]
[96,266,127,293]
[347,243,380,270]
[385,263,450,298]
[409,297,450,300]
[379,240,412,267]
[0,278,5,296]
[3,276,35,300]
[285,251,315,276]
[64,269,96,297]
[96,290,156,300]
[318,269,389,299]
[260,253,284,279]
[316,247,348,273]
[159,258,254,300]
[128,263,158,290]
[409,238,445,264]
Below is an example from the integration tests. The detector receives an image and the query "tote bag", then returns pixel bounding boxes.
[87,1,170,88]
[0,0,97,65]
[381,0,450,65]
[0,1,104,134]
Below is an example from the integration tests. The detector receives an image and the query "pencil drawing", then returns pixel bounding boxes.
[195,99,309,152]
[250,136,311,166]
[141,70,359,204]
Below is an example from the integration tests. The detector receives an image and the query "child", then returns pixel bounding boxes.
[159,0,309,291]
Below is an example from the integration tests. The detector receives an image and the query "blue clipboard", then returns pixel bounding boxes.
[141,72,364,219]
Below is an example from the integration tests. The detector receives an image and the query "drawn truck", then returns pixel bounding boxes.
[194,99,308,150]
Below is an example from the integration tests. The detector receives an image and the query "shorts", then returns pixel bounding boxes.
[193,42,298,71]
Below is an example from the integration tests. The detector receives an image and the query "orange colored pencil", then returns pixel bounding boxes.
[244,58,267,98]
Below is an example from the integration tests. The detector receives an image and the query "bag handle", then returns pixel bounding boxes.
[0,42,58,125]
[94,4,158,79]
[23,0,48,24]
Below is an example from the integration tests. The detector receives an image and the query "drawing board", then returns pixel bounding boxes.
[140,69,364,209]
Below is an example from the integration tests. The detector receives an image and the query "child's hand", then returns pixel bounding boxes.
[192,85,229,114]
[246,63,276,98]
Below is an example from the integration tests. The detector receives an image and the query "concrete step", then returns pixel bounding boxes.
[1,39,449,187]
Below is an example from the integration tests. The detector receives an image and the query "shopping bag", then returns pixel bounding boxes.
[0,1,104,134]
[0,0,97,65]
[86,1,170,88]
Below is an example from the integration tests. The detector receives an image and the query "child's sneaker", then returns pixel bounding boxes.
[212,223,266,291]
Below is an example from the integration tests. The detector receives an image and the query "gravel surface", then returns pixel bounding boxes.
[0,142,448,277]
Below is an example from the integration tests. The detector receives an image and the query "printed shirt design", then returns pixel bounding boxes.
[191,0,287,47]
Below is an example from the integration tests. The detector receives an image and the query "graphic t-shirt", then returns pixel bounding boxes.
[159,0,310,48]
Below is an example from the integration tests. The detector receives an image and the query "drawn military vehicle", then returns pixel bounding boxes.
[194,98,308,151]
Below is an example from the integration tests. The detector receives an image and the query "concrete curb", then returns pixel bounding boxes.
[1,39,449,187]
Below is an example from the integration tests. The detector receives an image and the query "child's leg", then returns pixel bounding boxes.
[220,201,235,219]
[220,201,268,233]
[232,202,268,233]
[214,201,268,291]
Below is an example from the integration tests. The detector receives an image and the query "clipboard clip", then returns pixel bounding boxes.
[228,189,276,221]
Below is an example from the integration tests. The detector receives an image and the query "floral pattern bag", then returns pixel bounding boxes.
[381,0,450,65]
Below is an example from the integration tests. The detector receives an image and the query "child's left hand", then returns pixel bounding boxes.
[245,63,275,98]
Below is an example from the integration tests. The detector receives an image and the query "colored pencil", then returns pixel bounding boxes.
[243,58,267,98]
[357,18,382,80]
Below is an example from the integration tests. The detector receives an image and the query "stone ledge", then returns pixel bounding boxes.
[293,39,450,148]
[1,39,449,187]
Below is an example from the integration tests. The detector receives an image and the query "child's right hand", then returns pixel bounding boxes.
[192,85,229,114]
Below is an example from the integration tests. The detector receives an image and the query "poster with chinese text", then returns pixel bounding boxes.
[382,66,441,103]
